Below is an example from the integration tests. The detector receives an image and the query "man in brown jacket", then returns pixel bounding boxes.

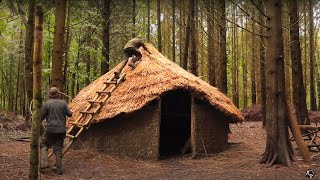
[114,37,151,79]
[40,87,72,175]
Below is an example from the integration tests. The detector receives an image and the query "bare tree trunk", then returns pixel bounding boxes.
[1,73,4,109]
[29,5,43,179]
[317,49,320,110]
[85,27,92,86]
[21,77,26,115]
[172,0,176,63]
[251,19,256,105]
[47,18,52,86]
[282,4,291,105]
[147,0,150,41]
[207,0,215,86]
[217,0,227,94]
[179,0,185,67]
[303,1,308,93]
[20,76,26,114]
[182,0,191,71]
[243,14,248,109]
[288,0,310,124]
[258,0,266,125]
[309,0,317,110]
[25,0,35,122]
[15,26,23,112]
[232,3,238,107]
[190,0,197,76]
[260,0,294,167]
[157,0,162,52]
[51,0,67,92]
[63,2,71,96]
[8,47,14,111]
[132,0,136,38]
[101,0,111,75]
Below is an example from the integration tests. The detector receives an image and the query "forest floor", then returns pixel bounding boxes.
[1,109,320,179]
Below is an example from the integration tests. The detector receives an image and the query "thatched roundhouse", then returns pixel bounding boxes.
[68,44,243,159]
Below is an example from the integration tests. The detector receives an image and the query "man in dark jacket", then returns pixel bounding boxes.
[40,87,72,175]
[114,37,151,79]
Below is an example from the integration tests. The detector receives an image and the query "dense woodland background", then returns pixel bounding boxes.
[0,0,320,117]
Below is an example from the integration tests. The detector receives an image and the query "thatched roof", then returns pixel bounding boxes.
[67,44,243,125]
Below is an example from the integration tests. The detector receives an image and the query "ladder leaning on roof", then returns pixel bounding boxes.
[49,72,126,158]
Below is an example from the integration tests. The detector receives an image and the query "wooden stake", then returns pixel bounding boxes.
[29,5,44,180]
[286,99,311,162]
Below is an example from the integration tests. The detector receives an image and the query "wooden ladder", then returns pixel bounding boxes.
[49,73,126,158]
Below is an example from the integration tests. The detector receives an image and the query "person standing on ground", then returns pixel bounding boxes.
[40,87,72,175]
[114,37,151,79]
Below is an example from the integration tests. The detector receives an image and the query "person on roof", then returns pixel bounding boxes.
[40,87,72,175]
[114,37,151,79]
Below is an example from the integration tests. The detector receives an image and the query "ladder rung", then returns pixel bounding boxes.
[57,72,126,159]
[104,81,117,85]
[87,100,103,104]
[69,121,86,127]
[96,91,111,96]
[66,134,76,139]
[80,111,95,114]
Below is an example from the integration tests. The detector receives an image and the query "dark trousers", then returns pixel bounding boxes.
[40,131,66,155]
[117,47,142,73]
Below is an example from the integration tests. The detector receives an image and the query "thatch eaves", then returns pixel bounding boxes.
[67,44,244,125]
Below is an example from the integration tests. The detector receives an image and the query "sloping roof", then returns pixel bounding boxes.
[67,44,244,125]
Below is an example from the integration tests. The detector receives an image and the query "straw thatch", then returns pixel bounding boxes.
[67,44,244,125]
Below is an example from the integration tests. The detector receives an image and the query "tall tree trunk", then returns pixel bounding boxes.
[21,77,26,115]
[47,18,52,86]
[64,1,71,96]
[288,0,310,124]
[85,53,91,86]
[25,0,35,123]
[283,9,291,105]
[217,0,227,94]
[51,0,67,92]
[258,0,266,125]
[147,0,150,41]
[8,45,14,111]
[101,0,111,75]
[303,1,308,92]
[29,5,43,179]
[157,0,162,52]
[179,0,185,67]
[251,19,256,105]
[85,27,92,86]
[232,3,238,107]
[190,0,197,76]
[76,54,80,94]
[309,0,317,110]
[243,14,248,109]
[132,0,136,38]
[207,0,215,86]
[317,49,320,110]
[172,0,176,63]
[15,26,23,112]
[261,0,294,167]
[182,0,191,70]
[1,72,4,109]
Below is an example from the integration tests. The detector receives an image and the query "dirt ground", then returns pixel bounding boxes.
[1,121,320,180]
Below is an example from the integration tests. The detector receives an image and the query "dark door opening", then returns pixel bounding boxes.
[159,90,191,158]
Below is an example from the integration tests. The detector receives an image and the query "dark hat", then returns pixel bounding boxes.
[48,87,60,98]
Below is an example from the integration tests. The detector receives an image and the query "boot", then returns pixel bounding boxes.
[128,58,137,69]
[114,70,120,79]
[40,147,49,169]
[55,153,63,175]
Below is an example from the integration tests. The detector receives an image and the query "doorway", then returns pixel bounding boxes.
[159,89,191,157]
